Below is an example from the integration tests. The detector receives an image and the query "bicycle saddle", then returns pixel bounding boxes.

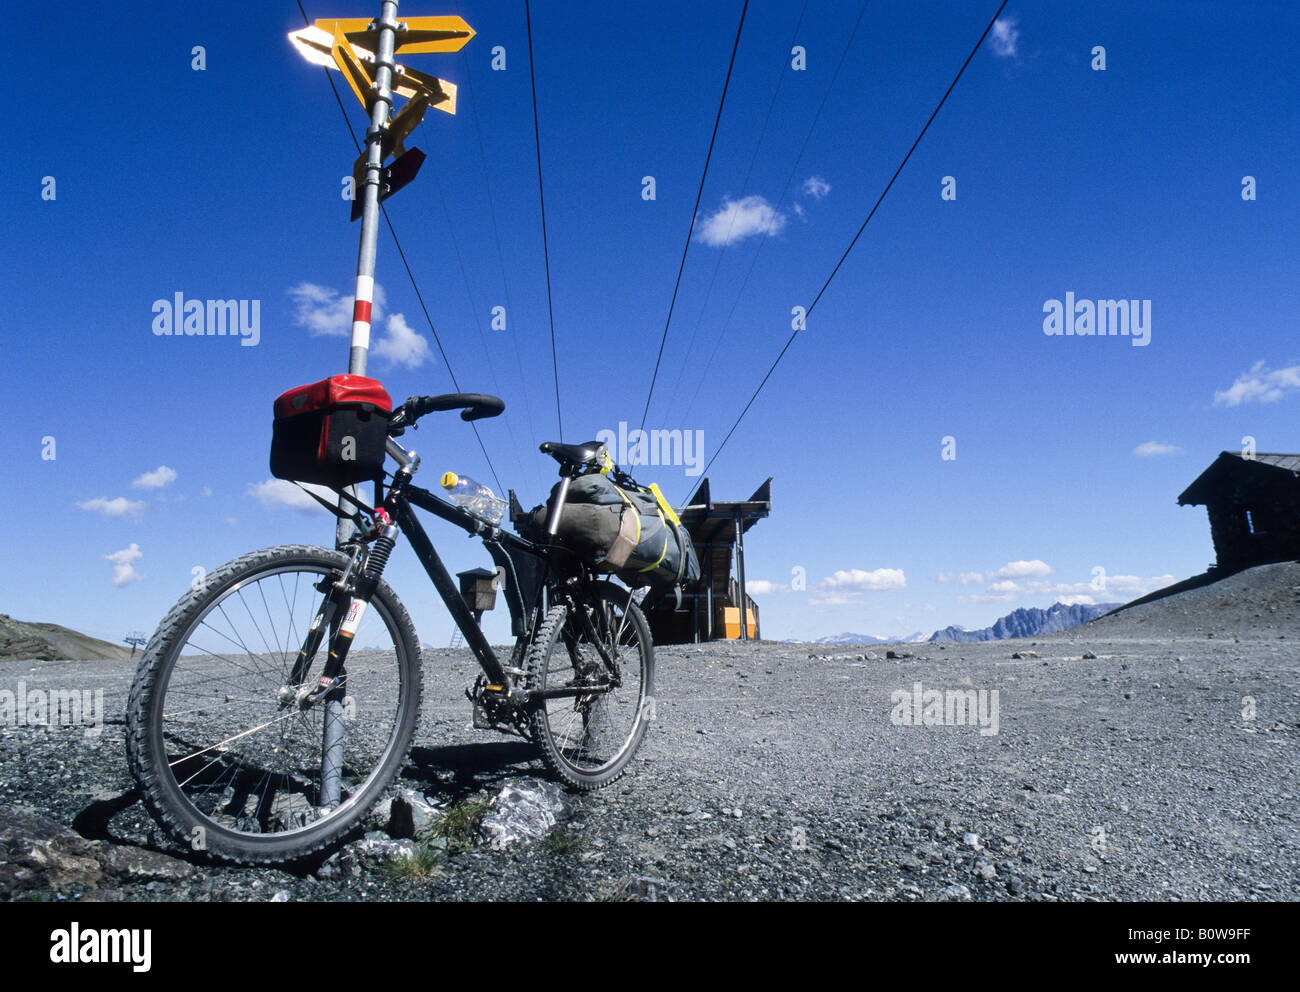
[540,440,606,465]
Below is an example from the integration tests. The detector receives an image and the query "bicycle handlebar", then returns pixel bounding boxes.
[391,393,505,431]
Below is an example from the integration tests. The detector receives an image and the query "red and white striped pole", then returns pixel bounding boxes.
[336,1,401,551]
[348,273,375,371]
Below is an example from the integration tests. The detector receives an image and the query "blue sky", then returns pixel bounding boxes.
[3,0,1297,645]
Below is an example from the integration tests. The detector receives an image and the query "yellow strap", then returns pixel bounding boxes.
[635,501,669,573]
[636,532,670,573]
[610,484,642,545]
[611,482,670,573]
[648,483,681,527]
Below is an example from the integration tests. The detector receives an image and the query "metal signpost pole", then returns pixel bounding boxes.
[324,0,403,810]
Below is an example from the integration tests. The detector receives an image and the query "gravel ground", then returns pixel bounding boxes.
[2,569,1298,902]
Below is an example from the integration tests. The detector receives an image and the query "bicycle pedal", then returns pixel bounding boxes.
[470,682,508,730]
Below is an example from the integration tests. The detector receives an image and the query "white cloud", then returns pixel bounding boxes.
[696,195,787,247]
[990,16,1019,58]
[77,496,148,520]
[801,175,831,200]
[1133,441,1184,457]
[288,281,386,337]
[938,570,983,584]
[132,465,177,489]
[1213,361,1300,406]
[1057,594,1097,606]
[958,572,1176,605]
[247,479,333,515]
[819,568,907,592]
[992,559,1053,579]
[104,544,144,586]
[201,486,213,498]
[746,579,789,596]
[372,312,433,369]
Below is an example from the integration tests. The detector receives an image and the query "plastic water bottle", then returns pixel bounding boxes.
[440,471,506,526]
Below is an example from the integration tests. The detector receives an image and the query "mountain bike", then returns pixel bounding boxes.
[125,391,654,864]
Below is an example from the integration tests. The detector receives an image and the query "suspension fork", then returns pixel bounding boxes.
[316,520,398,691]
[284,544,363,692]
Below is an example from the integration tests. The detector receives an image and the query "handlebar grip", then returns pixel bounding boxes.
[401,393,505,424]
[459,394,505,421]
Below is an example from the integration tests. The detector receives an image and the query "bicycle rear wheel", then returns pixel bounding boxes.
[126,544,421,864]
[526,582,654,790]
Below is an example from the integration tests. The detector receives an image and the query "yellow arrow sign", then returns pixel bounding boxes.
[331,26,377,114]
[289,25,458,114]
[313,15,475,54]
[397,65,456,113]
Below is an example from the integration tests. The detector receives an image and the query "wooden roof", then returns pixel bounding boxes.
[1178,452,1300,506]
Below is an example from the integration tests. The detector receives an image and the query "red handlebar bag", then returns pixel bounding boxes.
[270,375,392,490]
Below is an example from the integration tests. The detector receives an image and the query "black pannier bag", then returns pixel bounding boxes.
[536,471,701,590]
[270,374,392,489]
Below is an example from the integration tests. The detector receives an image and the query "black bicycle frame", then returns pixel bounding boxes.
[387,482,549,690]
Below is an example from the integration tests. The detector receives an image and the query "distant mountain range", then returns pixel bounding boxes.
[927,602,1120,642]
[805,601,1121,646]
[812,631,929,645]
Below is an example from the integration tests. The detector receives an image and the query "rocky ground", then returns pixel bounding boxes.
[2,563,1298,902]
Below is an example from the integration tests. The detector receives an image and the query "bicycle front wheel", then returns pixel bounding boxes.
[526,582,654,790]
[126,544,422,864]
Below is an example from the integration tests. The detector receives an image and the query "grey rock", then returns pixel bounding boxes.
[388,789,440,839]
[326,836,417,876]
[102,844,195,884]
[0,806,103,896]
[939,883,973,901]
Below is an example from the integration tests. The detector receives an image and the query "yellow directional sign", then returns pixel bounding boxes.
[388,90,431,156]
[313,16,475,54]
[331,27,377,115]
[396,65,456,114]
[288,25,458,114]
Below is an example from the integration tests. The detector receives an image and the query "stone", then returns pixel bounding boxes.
[388,789,440,839]
[102,844,195,884]
[0,806,104,897]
